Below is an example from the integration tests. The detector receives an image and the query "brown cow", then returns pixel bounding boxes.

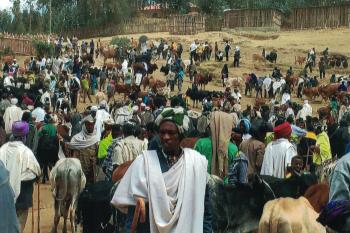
[252,54,266,63]
[318,84,340,101]
[150,79,166,92]
[106,63,115,70]
[194,73,213,90]
[304,182,329,213]
[141,75,150,90]
[259,197,326,233]
[142,76,166,92]
[295,56,306,66]
[302,87,319,100]
[115,84,132,99]
[285,75,298,91]
[132,63,145,73]
[99,45,116,64]
[254,98,266,108]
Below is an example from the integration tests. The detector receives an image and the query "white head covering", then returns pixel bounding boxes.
[100,100,107,108]
[132,105,139,113]
[10,98,18,105]
[91,106,98,112]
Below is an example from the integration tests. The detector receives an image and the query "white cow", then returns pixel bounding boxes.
[50,158,86,233]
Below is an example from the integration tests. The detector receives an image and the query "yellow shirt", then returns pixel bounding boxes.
[313,131,332,165]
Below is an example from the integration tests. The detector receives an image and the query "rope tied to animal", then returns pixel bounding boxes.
[262,178,276,199]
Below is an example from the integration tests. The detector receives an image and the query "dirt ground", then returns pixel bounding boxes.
[20,28,350,233]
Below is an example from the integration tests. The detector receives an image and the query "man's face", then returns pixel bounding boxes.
[159,121,181,154]
[85,121,95,134]
[91,111,97,118]
[291,158,303,173]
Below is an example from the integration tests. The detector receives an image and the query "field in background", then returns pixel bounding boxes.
[19,28,350,232]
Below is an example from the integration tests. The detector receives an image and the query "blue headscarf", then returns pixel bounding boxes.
[239,118,251,134]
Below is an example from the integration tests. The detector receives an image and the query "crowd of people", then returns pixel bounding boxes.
[0,37,350,233]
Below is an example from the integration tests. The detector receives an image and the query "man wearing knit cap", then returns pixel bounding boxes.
[0,121,41,232]
[3,98,23,135]
[261,121,297,178]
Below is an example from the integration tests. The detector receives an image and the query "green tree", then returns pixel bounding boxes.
[11,0,26,33]
[0,10,13,32]
[195,0,228,15]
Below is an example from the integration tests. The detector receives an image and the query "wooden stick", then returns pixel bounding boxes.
[37,182,40,233]
[31,204,34,233]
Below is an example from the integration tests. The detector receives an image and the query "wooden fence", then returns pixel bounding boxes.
[0,37,35,55]
[205,15,223,31]
[169,14,206,35]
[283,5,350,29]
[223,9,281,29]
[69,18,169,39]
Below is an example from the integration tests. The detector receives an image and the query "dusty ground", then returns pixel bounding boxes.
[20,28,350,233]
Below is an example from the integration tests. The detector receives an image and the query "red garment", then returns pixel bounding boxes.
[274,122,292,139]
[22,96,34,106]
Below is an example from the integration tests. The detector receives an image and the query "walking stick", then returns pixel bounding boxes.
[31,201,34,233]
[37,182,40,233]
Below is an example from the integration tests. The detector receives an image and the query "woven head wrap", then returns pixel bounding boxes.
[12,121,29,137]
[155,107,190,135]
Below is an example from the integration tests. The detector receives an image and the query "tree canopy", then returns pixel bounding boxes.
[0,0,349,35]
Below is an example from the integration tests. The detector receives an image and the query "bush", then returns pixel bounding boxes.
[32,40,55,58]
[0,46,14,58]
[110,37,130,48]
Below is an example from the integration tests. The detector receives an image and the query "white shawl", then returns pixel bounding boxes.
[67,125,99,150]
[260,139,297,178]
[111,148,208,233]
[3,105,23,134]
[0,141,41,200]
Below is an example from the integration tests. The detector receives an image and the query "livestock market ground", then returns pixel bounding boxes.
[22,28,350,233]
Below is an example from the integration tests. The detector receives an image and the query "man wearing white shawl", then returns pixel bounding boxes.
[111,107,212,233]
[94,101,111,140]
[4,98,23,135]
[296,100,313,120]
[0,121,41,232]
[67,115,99,183]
